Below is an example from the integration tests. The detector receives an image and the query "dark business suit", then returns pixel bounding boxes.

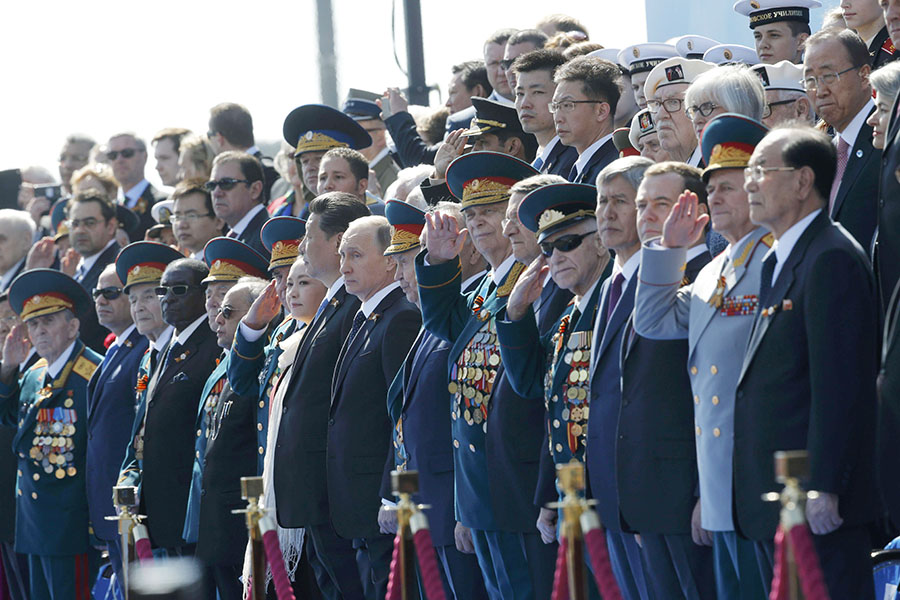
[384,111,440,168]
[878,278,900,529]
[876,93,900,311]
[0,260,26,293]
[328,287,420,598]
[831,108,880,250]
[541,142,578,178]
[568,138,618,185]
[231,207,270,260]
[274,284,361,599]
[126,183,163,240]
[134,325,219,550]
[75,242,120,353]
[735,211,878,599]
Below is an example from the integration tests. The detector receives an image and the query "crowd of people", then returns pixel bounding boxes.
[3,0,900,598]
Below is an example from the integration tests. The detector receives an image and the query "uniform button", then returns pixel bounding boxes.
[196,429,201,437]
[453,440,460,448]
[282,406,288,414]
[32,473,39,481]
[201,490,206,497]
[257,423,263,431]
[260,401,266,409]
[693,395,699,405]
[713,428,721,437]
[16,489,21,496]
[710,365,718,375]
[258,446,264,455]
[469,444,476,453]
[696,426,702,436]
[328,418,335,426]
[18,453,24,458]
[195,451,200,458]
[712,396,719,406]
[737,391,743,400]
[690,366,698,375]
[31,492,37,499]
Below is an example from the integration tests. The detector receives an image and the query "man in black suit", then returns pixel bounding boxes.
[107,133,162,239]
[804,28,880,250]
[265,193,369,599]
[207,151,270,259]
[67,193,121,352]
[876,0,900,310]
[327,216,420,597]
[738,126,878,598]
[553,56,621,184]
[511,49,579,176]
[119,259,220,556]
[0,209,33,293]
[208,102,278,200]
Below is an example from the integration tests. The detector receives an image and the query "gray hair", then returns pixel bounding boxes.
[871,61,900,107]
[0,209,36,258]
[384,164,434,202]
[232,277,268,306]
[595,156,654,192]
[685,64,766,121]
[431,201,463,222]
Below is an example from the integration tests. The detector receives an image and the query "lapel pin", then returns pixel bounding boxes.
[782,299,793,311]
[856,149,863,158]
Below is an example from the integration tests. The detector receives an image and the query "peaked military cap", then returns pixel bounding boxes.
[9,268,91,322]
[50,198,69,242]
[261,216,306,271]
[704,44,759,65]
[384,200,426,256]
[517,183,597,242]
[282,104,372,157]
[700,113,769,182]
[644,57,716,99]
[342,88,383,121]
[116,241,185,292]
[629,109,658,148]
[613,127,639,157]
[465,97,527,137]
[446,151,538,211]
[751,60,805,91]
[202,237,268,283]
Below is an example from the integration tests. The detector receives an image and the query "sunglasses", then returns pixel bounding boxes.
[216,305,236,319]
[106,148,140,161]
[539,231,597,257]
[155,284,200,297]
[92,286,124,301]
[204,178,251,192]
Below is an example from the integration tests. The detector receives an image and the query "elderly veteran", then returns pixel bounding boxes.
[750,60,813,127]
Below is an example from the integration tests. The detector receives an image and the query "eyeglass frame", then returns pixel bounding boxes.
[646,97,686,115]
[106,148,141,161]
[539,230,598,257]
[216,305,237,319]
[762,99,799,119]
[92,286,124,301]
[743,165,798,182]
[684,102,720,120]
[800,65,861,91]
[203,178,252,192]
[170,212,215,224]
[548,100,606,114]
[154,284,202,297]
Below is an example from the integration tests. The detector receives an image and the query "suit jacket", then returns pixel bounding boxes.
[233,207,270,259]
[541,141,579,178]
[870,27,898,70]
[568,138,618,185]
[0,341,101,555]
[735,212,878,541]
[831,107,880,250]
[385,111,440,168]
[328,287,420,539]
[0,259,26,293]
[634,229,772,531]
[138,323,219,548]
[877,93,900,310]
[76,242,121,353]
[878,277,900,526]
[274,285,360,527]
[86,328,147,541]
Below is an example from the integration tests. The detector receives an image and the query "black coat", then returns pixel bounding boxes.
[251,150,280,203]
[735,212,879,541]
[140,324,220,548]
[385,111,440,168]
[567,138,618,185]
[870,27,898,70]
[831,109,880,250]
[878,278,900,527]
[274,285,360,528]
[128,183,163,241]
[233,207,270,260]
[877,94,900,310]
[543,142,578,178]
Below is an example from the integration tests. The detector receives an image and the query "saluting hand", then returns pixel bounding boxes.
[661,190,709,249]
[1,324,30,382]
[423,211,467,265]
[507,255,549,322]
[243,280,282,331]
[60,248,79,277]
[25,237,56,270]
[433,129,467,181]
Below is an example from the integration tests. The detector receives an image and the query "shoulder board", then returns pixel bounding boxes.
[760,233,774,248]
[883,38,896,55]
[30,358,48,371]
[72,356,98,381]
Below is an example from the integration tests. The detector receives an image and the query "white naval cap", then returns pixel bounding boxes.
[703,44,760,65]
[628,109,657,149]
[751,60,805,92]
[733,0,822,29]
[617,43,678,75]
[644,57,716,99]
[588,48,623,65]
[151,199,174,224]
[670,35,721,59]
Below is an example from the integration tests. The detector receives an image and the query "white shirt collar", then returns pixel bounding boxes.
[727,228,759,261]
[150,326,174,353]
[462,269,488,292]
[47,341,77,379]
[229,203,266,236]
[490,254,517,286]
[174,314,206,346]
[686,243,708,263]
[836,99,874,148]
[121,179,150,207]
[574,133,613,177]
[612,250,641,284]
[766,209,822,282]
[576,275,601,315]
[359,282,400,317]
[111,324,136,351]
[537,135,562,164]
[324,276,345,302]
[487,89,516,107]
[0,257,25,290]
[76,239,117,276]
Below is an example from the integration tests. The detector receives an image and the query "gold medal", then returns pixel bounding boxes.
[448,382,459,395]
[473,409,483,424]
[571,423,583,437]
[573,350,583,363]
[64,399,73,408]
[464,408,472,423]
[67,467,77,477]
[55,469,65,479]
[489,353,500,366]
[578,369,588,383]
[569,371,579,384]
[578,388,587,401]
[570,407,583,422]
[567,387,578,400]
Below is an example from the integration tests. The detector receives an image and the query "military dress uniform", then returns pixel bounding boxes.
[415,152,558,600]
[870,26,898,70]
[282,103,372,184]
[0,269,101,600]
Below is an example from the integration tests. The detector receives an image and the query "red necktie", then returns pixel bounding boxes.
[829,136,850,215]
[606,273,625,322]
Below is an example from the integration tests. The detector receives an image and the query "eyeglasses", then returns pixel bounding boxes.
[106,148,140,161]
[170,212,214,224]
[216,305,236,319]
[155,284,200,297]
[646,97,686,115]
[743,165,797,182]
[548,100,605,114]
[762,99,798,118]
[92,286,123,301]
[539,230,597,257]
[203,178,251,192]
[801,65,860,91]
[68,217,104,229]
[684,102,720,119]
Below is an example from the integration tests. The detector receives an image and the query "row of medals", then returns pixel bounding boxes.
[448,323,501,431]
[30,417,77,479]
[548,330,592,456]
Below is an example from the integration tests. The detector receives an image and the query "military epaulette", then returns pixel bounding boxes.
[72,356,98,381]
[30,358,48,371]
[760,233,774,248]
[497,262,527,298]
[883,37,896,55]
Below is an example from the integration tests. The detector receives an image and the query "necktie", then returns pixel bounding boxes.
[568,163,581,183]
[98,344,120,378]
[345,312,367,349]
[606,273,625,322]
[829,136,850,215]
[162,341,182,370]
[149,348,159,373]
[75,265,86,282]
[759,253,778,308]
[532,155,544,171]
[313,297,330,323]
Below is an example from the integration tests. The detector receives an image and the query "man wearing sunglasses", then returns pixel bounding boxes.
[119,259,219,559]
[84,264,147,597]
[107,133,162,239]
[207,152,270,259]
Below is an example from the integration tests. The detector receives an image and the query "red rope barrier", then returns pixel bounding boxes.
[259,517,296,600]
[385,528,403,600]
[788,525,830,600]
[769,525,789,600]
[410,513,447,600]
[550,535,569,600]
[132,524,153,563]
[581,511,623,600]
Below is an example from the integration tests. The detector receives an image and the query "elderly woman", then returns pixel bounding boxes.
[867,62,900,149]
[684,64,766,142]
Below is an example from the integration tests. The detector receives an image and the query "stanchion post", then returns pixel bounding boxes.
[106,485,143,600]
[552,461,588,600]
[232,476,267,600]
[391,471,420,600]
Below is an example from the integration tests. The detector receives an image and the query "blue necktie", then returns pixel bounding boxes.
[345,312,367,349]
[162,342,182,370]
[98,344,120,378]
[759,253,778,308]
[532,155,544,171]
[313,297,330,323]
